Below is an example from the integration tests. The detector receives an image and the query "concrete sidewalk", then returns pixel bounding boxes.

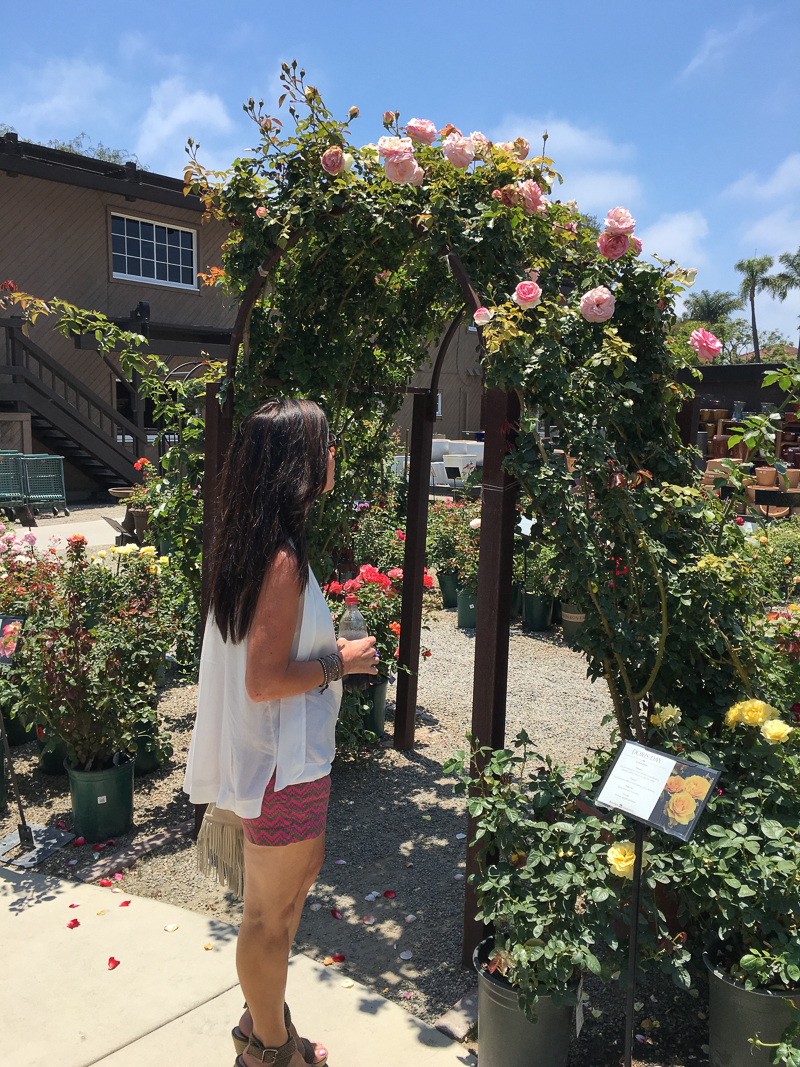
[0,866,476,1067]
[31,517,119,551]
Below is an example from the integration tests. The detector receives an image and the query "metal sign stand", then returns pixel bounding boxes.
[623,822,645,1067]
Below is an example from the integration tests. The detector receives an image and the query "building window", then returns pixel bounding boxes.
[111,214,197,289]
[436,393,443,417]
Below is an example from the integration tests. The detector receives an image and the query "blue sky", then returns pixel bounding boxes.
[3,0,799,338]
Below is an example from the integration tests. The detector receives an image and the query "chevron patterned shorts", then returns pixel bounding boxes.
[242,772,331,847]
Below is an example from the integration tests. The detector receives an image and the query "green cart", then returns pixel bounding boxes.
[0,452,26,519]
[20,454,69,516]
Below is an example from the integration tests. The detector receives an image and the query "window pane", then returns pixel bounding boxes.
[126,237,140,257]
[168,246,180,264]
[111,216,125,235]
[112,253,126,273]
[181,267,194,286]
[112,234,125,254]
[140,222,154,241]
[127,258,141,276]
[125,218,139,237]
[142,261,155,278]
[168,263,180,283]
[155,225,166,242]
[156,262,167,280]
[155,243,167,262]
[181,248,193,267]
[180,231,193,249]
[141,241,155,261]
[167,228,180,247]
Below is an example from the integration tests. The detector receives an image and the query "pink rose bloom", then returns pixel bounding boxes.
[512,281,542,309]
[255,206,268,218]
[442,133,475,169]
[525,268,540,282]
[517,179,547,215]
[603,206,636,236]
[597,232,632,261]
[630,236,642,255]
[514,137,530,160]
[473,307,495,325]
[689,328,722,363]
[377,136,414,161]
[580,286,616,322]
[321,146,344,175]
[491,188,502,199]
[470,131,489,157]
[406,118,437,145]
[385,156,424,185]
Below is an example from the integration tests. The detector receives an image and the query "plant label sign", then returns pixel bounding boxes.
[595,741,720,841]
[0,615,25,664]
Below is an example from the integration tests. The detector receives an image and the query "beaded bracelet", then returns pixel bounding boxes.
[318,656,329,692]
[318,652,345,692]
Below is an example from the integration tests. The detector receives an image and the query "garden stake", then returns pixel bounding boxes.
[623,821,645,1067]
[0,710,33,849]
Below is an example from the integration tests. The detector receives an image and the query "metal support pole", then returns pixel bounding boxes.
[394,392,435,749]
[0,706,33,848]
[461,386,519,965]
[624,822,645,1067]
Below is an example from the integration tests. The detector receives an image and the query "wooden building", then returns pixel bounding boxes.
[0,133,234,498]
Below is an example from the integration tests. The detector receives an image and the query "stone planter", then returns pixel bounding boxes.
[704,947,799,1067]
[474,936,573,1067]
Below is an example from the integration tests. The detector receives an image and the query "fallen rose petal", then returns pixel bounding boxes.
[331,952,345,962]
[405,914,416,923]
[384,890,396,898]
[72,837,85,847]
[69,903,80,909]
[110,887,122,894]
[204,943,213,950]
[164,924,179,932]
[454,873,465,880]
[635,1035,645,1044]
[363,915,376,925]
[66,918,80,929]
[331,909,343,920]
[399,950,413,960]
[405,861,414,868]
[106,840,116,848]
[97,910,105,915]
[456,833,467,840]
[323,956,335,966]
[119,900,131,907]
[335,859,346,865]
[107,957,120,970]
[113,873,123,881]
[402,991,413,998]
[310,903,322,911]
[98,879,112,887]
[93,843,105,852]
[66,860,77,866]
[57,820,68,830]
[342,978,354,988]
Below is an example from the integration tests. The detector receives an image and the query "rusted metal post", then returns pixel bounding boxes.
[461,385,520,965]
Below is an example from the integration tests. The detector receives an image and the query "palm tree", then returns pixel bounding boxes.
[773,248,800,301]
[734,256,783,362]
[683,289,742,324]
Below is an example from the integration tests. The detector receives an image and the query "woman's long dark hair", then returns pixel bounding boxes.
[208,398,330,642]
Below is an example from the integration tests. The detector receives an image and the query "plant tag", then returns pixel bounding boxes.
[575,977,584,1036]
[97,795,107,804]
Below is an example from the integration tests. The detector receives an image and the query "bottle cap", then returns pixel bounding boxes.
[344,594,358,605]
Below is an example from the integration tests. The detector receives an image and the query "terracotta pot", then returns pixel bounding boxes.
[711,435,731,458]
[729,440,751,461]
[783,468,800,490]
[785,411,797,424]
[755,466,777,487]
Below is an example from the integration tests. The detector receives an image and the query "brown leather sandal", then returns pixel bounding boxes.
[232,1004,328,1066]
[235,1028,297,1067]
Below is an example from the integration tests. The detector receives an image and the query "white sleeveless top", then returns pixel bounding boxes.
[183,567,342,818]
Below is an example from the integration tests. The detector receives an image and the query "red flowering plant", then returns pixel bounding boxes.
[6,535,174,769]
[426,498,469,577]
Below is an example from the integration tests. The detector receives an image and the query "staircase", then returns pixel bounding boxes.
[0,324,142,487]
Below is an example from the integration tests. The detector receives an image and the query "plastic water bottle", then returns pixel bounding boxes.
[338,594,371,690]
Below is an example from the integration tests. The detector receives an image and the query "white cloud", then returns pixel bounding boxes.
[759,290,800,342]
[680,13,766,79]
[490,115,641,212]
[2,58,112,138]
[725,154,800,201]
[135,76,233,172]
[741,209,800,255]
[638,211,709,268]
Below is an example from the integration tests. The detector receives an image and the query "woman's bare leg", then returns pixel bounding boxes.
[237,832,326,1066]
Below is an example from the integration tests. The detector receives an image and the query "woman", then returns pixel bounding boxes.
[184,399,378,1067]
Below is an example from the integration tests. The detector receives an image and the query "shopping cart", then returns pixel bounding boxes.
[0,452,26,518]
[20,454,69,516]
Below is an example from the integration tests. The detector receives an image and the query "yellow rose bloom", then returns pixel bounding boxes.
[760,719,794,744]
[785,557,792,566]
[683,775,711,800]
[725,706,740,728]
[607,841,646,879]
[759,536,769,544]
[158,556,169,565]
[98,550,106,558]
[727,699,779,727]
[139,546,156,556]
[665,791,697,825]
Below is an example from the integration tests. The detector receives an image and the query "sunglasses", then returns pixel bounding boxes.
[328,433,337,454]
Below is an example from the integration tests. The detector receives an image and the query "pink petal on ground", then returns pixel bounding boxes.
[66,918,80,929]
[331,952,345,963]
[454,873,465,880]
[399,950,413,960]
[384,890,396,898]
[106,840,116,847]
[69,903,80,909]
[335,859,346,865]
[66,860,77,866]
[98,879,112,887]
[363,915,376,925]
[119,900,131,907]
[113,872,123,881]
[107,957,121,970]
[402,992,413,998]
[72,837,85,847]
[56,821,68,830]
[92,843,105,852]
[331,909,343,920]
[405,915,416,923]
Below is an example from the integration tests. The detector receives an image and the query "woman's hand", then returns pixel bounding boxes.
[337,636,379,676]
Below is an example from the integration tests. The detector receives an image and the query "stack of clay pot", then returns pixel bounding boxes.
[746,465,791,519]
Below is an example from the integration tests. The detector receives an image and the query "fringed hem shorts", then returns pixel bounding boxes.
[242,772,331,847]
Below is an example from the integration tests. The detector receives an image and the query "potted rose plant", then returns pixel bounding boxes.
[452,500,482,628]
[522,542,558,632]
[426,498,468,608]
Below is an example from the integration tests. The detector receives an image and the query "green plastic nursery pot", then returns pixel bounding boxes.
[66,757,135,841]
[362,678,389,737]
[38,738,69,775]
[510,582,523,619]
[560,602,586,648]
[437,571,459,609]
[523,593,553,632]
[132,720,162,777]
[704,949,799,1067]
[552,600,562,624]
[474,936,573,1067]
[457,589,478,629]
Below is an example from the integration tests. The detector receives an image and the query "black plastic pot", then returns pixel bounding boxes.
[474,936,573,1067]
[704,948,800,1066]
[457,588,478,629]
[523,593,553,632]
[132,720,162,777]
[437,571,459,609]
[66,757,135,841]
[510,582,523,619]
[552,600,562,624]
[2,709,34,747]
[362,678,389,736]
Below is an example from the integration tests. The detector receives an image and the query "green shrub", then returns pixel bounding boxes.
[751,518,800,603]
